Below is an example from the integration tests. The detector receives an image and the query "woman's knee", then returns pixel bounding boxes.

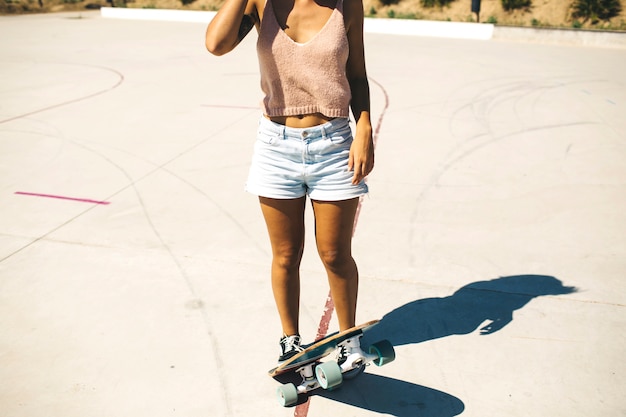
[317,247,354,273]
[273,244,304,271]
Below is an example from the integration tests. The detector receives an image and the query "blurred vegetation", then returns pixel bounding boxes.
[420,0,454,7]
[1,0,625,31]
[501,0,531,11]
[572,0,622,23]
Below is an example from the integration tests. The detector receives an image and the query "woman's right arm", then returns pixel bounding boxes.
[205,0,258,56]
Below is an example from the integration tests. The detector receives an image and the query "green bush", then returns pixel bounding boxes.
[420,0,455,8]
[379,0,400,6]
[572,0,623,23]
[502,0,532,11]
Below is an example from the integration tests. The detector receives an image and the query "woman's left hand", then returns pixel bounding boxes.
[348,130,374,185]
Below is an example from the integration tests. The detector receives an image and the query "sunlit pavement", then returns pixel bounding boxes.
[1,11,625,417]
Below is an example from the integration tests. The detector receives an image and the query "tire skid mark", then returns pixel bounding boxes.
[407,76,610,267]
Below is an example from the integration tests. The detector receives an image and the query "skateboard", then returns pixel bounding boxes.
[268,319,395,407]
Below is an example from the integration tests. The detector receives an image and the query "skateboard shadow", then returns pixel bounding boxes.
[316,373,465,416]
[363,274,577,347]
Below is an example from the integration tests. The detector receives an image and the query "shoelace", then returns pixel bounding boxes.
[281,335,304,353]
[337,345,349,363]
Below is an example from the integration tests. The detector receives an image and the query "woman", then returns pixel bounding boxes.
[206,0,374,363]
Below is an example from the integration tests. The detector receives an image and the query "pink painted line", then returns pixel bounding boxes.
[292,293,336,414]
[294,397,312,416]
[294,77,389,416]
[314,294,336,342]
[15,192,111,205]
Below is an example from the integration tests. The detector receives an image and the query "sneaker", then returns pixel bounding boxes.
[336,336,362,366]
[336,336,366,379]
[278,334,304,363]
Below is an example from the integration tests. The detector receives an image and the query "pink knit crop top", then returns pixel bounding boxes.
[256,0,351,118]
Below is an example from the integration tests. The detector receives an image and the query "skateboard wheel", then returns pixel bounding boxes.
[369,340,395,366]
[315,361,343,390]
[277,383,298,407]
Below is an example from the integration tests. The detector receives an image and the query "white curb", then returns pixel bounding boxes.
[99,7,626,47]
[101,7,216,23]
[100,7,494,40]
[364,18,494,40]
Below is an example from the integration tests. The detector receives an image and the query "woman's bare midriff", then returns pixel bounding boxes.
[267,113,335,128]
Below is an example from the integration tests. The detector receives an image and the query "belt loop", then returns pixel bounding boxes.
[278,124,285,140]
[321,123,327,140]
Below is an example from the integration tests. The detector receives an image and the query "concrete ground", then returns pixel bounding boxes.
[1,10,625,417]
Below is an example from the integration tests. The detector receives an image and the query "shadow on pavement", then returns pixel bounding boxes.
[364,274,578,347]
[316,373,465,417]
[315,274,576,415]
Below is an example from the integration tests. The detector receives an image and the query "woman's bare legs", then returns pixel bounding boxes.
[312,198,360,331]
[259,196,306,337]
[260,196,360,336]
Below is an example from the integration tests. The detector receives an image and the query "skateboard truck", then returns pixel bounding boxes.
[337,336,367,375]
[294,363,318,392]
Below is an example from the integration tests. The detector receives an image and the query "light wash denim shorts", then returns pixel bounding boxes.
[245,116,369,201]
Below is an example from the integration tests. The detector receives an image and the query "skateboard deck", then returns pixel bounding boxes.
[269,320,379,377]
[269,319,395,407]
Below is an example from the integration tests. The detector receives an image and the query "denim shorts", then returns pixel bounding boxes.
[245,116,369,201]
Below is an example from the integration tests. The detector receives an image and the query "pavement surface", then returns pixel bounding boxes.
[1,10,625,417]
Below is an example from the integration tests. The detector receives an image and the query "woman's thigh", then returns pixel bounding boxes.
[311,198,359,260]
[259,196,307,263]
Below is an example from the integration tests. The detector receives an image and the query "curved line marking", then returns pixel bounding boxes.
[0,64,124,124]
